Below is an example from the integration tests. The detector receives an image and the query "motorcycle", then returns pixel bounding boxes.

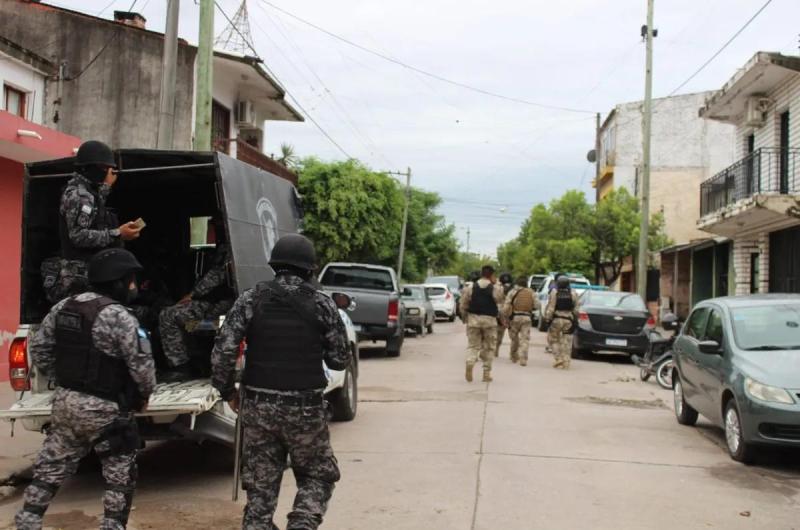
[632,313,680,390]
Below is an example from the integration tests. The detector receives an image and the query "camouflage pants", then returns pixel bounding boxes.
[15,389,137,530]
[466,317,497,375]
[41,258,89,304]
[241,391,340,530]
[508,317,532,361]
[159,299,233,367]
[550,317,573,369]
[494,325,505,356]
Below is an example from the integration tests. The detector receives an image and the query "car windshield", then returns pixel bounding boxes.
[426,276,459,291]
[731,304,800,351]
[583,291,646,310]
[426,286,447,297]
[321,266,394,292]
[402,287,425,300]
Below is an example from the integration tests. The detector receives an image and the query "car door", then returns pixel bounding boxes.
[674,307,710,411]
[695,306,727,424]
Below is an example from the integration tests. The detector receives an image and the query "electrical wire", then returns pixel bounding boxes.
[258,0,597,115]
[67,0,138,81]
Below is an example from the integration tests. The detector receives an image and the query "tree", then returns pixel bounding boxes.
[401,188,459,281]
[276,142,299,169]
[444,251,499,279]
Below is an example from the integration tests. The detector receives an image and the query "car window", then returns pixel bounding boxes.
[705,309,724,344]
[321,266,394,291]
[582,291,646,310]
[402,287,425,300]
[685,308,710,339]
[426,287,447,297]
[731,303,800,350]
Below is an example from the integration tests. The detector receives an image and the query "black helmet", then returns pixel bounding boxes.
[468,270,481,283]
[76,140,116,168]
[499,272,513,284]
[269,234,317,271]
[88,248,143,284]
[556,275,570,289]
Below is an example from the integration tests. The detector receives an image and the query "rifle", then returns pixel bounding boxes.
[231,384,244,501]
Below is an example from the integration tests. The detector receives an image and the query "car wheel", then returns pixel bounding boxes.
[538,318,547,332]
[448,313,456,322]
[724,399,756,464]
[417,324,426,337]
[330,360,357,422]
[673,376,699,426]
[386,334,403,357]
[570,338,587,359]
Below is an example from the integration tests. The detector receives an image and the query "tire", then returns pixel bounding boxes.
[386,334,403,357]
[538,318,548,332]
[655,358,674,390]
[639,368,651,382]
[724,399,756,464]
[416,325,426,337]
[448,313,456,322]
[330,361,357,422]
[673,376,699,426]
[570,339,588,359]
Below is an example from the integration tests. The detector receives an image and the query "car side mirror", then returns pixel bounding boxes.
[698,340,722,354]
[332,292,356,311]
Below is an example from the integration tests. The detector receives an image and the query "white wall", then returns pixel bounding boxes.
[0,52,46,124]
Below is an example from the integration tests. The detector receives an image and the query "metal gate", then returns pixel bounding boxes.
[770,226,800,293]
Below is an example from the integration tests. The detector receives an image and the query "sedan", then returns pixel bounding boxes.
[572,290,655,358]
[401,284,435,336]
[673,294,800,463]
[425,283,457,322]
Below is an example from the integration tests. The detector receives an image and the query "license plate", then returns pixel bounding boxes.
[606,338,627,347]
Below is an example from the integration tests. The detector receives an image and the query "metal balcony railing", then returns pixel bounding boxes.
[700,147,800,217]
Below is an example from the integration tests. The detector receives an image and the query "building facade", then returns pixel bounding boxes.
[697,52,800,296]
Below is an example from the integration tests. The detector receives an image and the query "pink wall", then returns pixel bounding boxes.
[0,158,23,382]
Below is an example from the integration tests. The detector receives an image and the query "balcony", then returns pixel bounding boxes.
[698,147,800,238]
[214,137,298,186]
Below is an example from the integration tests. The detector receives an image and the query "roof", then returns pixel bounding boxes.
[659,237,729,254]
[697,293,800,308]
[700,52,800,123]
[0,35,55,75]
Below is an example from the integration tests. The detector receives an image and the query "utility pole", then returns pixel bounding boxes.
[637,0,655,299]
[194,0,214,151]
[157,0,179,149]
[385,168,412,280]
[595,112,601,202]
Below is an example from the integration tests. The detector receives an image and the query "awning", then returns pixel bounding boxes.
[0,110,81,163]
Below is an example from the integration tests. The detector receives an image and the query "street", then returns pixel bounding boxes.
[1,321,799,529]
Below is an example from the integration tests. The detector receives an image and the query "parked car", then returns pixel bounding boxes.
[425,275,463,313]
[0,150,360,445]
[425,283,458,321]
[572,290,655,358]
[672,294,800,463]
[401,284,435,336]
[534,273,592,329]
[319,262,405,357]
[528,274,548,292]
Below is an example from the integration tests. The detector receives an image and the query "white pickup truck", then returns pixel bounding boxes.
[1,150,359,446]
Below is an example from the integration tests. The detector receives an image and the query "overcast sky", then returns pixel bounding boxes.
[53,0,800,256]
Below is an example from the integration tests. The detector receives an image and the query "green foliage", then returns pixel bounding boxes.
[444,251,499,279]
[297,157,458,282]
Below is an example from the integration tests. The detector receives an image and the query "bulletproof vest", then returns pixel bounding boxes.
[243,280,327,391]
[512,288,535,312]
[58,180,120,261]
[468,281,498,317]
[555,288,574,311]
[54,296,136,406]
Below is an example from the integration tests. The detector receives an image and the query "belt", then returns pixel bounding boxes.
[244,388,325,407]
[512,311,532,316]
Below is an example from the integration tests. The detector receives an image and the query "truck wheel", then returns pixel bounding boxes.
[416,325,426,337]
[448,313,456,322]
[330,361,357,422]
[386,334,403,357]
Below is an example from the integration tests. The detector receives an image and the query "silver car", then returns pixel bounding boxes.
[401,284,435,336]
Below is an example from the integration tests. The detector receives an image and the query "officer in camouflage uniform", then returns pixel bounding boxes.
[42,141,141,304]
[211,234,350,530]
[159,242,234,377]
[544,275,580,369]
[544,273,565,354]
[493,272,513,357]
[459,265,505,383]
[502,276,538,366]
[16,249,155,530]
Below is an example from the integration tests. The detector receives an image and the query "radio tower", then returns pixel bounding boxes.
[215,0,256,55]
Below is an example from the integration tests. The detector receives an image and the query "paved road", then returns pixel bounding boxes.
[1,321,799,529]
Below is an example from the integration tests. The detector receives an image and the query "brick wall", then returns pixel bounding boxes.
[732,233,770,295]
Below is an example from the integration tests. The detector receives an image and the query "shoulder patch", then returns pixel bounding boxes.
[81,204,93,215]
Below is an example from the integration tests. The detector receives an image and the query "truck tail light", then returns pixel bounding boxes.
[388,299,399,325]
[646,315,656,328]
[578,312,589,321]
[9,338,30,392]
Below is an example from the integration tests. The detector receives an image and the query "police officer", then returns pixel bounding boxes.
[16,249,155,530]
[459,265,505,383]
[544,273,565,354]
[494,272,514,357]
[43,141,142,303]
[544,275,580,369]
[503,276,539,366]
[211,234,350,530]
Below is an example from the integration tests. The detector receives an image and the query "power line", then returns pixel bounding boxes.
[214,1,353,159]
[67,0,138,81]
[667,0,774,96]
[258,0,597,115]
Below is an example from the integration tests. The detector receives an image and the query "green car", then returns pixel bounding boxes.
[672,294,800,463]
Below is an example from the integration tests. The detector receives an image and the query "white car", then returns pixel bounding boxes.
[533,274,592,329]
[425,283,457,321]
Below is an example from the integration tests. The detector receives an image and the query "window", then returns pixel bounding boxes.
[3,85,26,118]
[685,308,709,339]
[320,266,394,292]
[750,253,760,294]
[705,310,724,344]
[211,100,231,154]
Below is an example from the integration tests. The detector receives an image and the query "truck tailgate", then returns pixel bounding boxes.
[0,380,221,421]
[328,287,390,326]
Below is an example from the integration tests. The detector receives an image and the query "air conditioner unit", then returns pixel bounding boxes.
[236,100,257,128]
[744,96,771,128]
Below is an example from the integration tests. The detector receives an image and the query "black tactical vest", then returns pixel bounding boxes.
[555,288,575,311]
[243,280,327,391]
[468,281,498,317]
[54,296,137,406]
[58,180,120,261]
